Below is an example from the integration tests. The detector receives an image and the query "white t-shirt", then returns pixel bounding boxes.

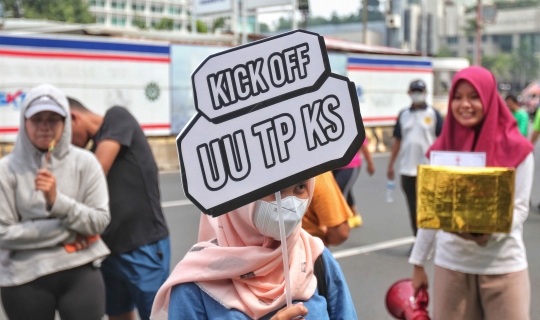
[393,105,442,177]
[409,153,534,274]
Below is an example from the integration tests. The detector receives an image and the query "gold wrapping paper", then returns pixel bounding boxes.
[417,165,515,234]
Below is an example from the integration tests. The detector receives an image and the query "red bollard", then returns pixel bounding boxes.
[385,279,431,320]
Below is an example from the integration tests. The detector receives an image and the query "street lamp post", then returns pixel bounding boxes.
[363,0,368,44]
[475,0,482,66]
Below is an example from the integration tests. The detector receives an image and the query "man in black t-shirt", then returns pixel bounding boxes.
[69,99,169,320]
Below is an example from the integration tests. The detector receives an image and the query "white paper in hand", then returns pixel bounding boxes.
[430,151,486,168]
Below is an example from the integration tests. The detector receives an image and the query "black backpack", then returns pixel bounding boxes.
[313,254,327,299]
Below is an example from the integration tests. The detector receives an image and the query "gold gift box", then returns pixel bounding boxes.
[417,165,515,234]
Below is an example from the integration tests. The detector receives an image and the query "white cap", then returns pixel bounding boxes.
[24,96,66,119]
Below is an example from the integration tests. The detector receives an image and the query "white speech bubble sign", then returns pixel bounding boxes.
[192,30,331,124]
[178,74,365,216]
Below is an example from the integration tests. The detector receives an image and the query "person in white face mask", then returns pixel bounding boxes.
[387,80,443,246]
[151,179,357,320]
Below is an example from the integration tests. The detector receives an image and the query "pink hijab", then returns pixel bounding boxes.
[151,178,324,320]
[428,66,533,168]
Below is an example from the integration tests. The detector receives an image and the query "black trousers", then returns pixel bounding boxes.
[1,263,105,320]
[332,167,361,207]
[401,175,418,236]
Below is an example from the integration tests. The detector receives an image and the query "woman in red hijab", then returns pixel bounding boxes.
[409,66,534,320]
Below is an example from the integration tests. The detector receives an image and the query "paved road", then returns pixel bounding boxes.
[2,152,539,320]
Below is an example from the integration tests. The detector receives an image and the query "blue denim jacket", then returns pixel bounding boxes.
[169,248,357,319]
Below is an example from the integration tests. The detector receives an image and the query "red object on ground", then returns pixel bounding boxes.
[386,279,431,320]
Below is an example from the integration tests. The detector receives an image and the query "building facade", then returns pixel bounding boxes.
[86,0,189,31]
[441,4,540,57]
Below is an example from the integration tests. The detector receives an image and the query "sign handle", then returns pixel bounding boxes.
[276,191,293,308]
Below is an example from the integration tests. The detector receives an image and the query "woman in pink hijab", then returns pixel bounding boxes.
[409,66,534,320]
[151,179,357,320]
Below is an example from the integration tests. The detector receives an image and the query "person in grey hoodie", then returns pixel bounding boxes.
[0,84,111,320]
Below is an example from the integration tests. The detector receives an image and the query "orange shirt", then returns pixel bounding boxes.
[302,172,353,244]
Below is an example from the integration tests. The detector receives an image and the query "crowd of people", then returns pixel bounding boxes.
[0,65,536,320]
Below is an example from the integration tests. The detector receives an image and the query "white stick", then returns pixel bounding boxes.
[276,191,293,307]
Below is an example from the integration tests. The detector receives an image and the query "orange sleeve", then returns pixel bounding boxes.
[303,172,352,237]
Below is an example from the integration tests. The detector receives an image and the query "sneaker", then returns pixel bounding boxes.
[348,214,363,228]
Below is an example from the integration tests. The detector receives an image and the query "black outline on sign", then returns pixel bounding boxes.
[320,95,345,141]
[251,118,277,169]
[300,99,329,151]
[196,139,228,191]
[178,73,365,217]
[246,57,270,96]
[207,72,230,111]
[221,130,251,182]
[271,113,296,163]
[191,29,331,124]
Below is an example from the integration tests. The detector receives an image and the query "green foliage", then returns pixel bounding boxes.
[259,22,270,33]
[462,18,480,39]
[154,17,173,30]
[212,17,225,32]
[510,37,540,87]
[482,53,512,80]
[186,20,208,33]
[133,16,146,29]
[2,0,95,23]
[466,0,540,13]
[436,46,455,57]
[481,38,540,88]
[275,6,384,31]
[196,20,207,33]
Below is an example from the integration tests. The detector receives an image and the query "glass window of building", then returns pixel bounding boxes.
[90,0,106,7]
[95,14,106,23]
[520,33,540,53]
[495,35,513,52]
[169,6,182,15]
[151,5,164,13]
[132,2,145,11]
[112,1,126,9]
[173,21,182,29]
[112,15,127,25]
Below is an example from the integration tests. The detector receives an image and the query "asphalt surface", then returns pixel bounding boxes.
[2,152,539,319]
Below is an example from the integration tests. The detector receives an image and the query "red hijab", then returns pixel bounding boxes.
[428,66,533,168]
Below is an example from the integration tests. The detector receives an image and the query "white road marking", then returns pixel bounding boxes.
[162,199,193,208]
[332,236,415,259]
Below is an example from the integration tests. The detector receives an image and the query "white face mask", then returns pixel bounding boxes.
[253,196,308,241]
[410,92,426,105]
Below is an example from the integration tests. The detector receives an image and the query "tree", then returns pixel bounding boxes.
[259,22,270,33]
[2,0,94,23]
[212,17,225,33]
[482,53,512,81]
[436,46,455,57]
[462,18,480,39]
[154,17,173,30]
[510,38,540,88]
[481,38,540,91]
[186,20,208,33]
[133,16,146,29]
